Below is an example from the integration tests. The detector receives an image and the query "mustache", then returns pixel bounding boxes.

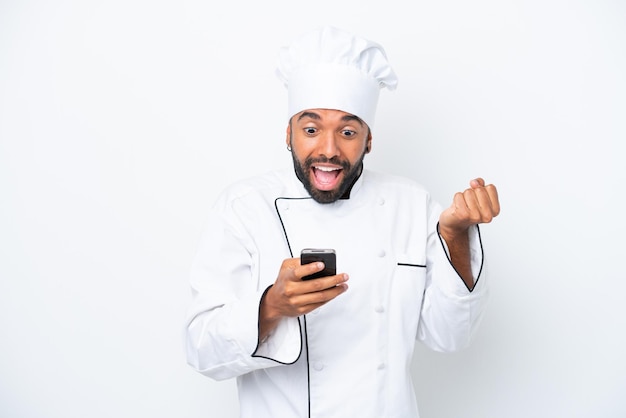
[304,156,351,170]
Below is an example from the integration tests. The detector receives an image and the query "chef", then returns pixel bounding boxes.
[185,26,500,418]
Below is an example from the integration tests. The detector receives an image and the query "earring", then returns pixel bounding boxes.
[287,144,292,151]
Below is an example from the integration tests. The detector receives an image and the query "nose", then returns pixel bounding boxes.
[317,131,340,159]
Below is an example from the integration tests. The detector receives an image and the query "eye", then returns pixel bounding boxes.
[304,127,317,135]
[341,129,357,137]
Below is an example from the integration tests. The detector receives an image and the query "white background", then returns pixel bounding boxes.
[1,0,625,417]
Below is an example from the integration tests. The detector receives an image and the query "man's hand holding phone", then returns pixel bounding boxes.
[258,249,348,340]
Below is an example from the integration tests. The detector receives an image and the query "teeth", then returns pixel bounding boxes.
[315,166,340,172]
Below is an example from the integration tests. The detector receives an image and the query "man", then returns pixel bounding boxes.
[185,26,500,417]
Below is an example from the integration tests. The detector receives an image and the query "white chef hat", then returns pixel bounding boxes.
[276,26,398,130]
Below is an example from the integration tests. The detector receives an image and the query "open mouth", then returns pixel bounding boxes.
[311,165,343,191]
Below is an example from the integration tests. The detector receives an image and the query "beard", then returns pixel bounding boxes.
[291,150,365,204]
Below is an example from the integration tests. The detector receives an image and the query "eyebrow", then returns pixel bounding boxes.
[297,111,364,127]
[297,111,321,121]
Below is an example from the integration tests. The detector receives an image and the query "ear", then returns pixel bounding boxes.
[285,124,292,149]
[365,132,372,153]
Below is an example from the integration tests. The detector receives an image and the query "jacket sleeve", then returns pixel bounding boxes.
[184,198,302,381]
[416,202,489,352]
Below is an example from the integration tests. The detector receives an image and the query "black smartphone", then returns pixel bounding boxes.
[300,248,336,280]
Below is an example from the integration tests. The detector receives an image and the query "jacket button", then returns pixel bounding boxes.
[378,363,386,370]
[378,198,385,206]
[375,305,385,313]
[313,362,324,371]
[378,250,386,257]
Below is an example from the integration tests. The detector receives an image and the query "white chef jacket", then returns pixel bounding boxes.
[185,168,488,418]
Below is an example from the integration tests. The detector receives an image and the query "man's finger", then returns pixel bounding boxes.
[485,184,501,216]
[462,188,484,224]
[470,178,485,189]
